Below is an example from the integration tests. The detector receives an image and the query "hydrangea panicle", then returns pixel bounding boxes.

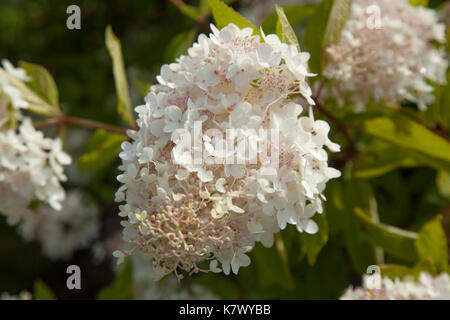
[115,23,340,280]
[323,0,448,111]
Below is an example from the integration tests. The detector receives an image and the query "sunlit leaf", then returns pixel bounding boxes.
[303,0,352,74]
[415,215,448,272]
[275,5,300,50]
[262,4,315,35]
[208,0,260,35]
[19,61,60,110]
[34,280,56,300]
[105,25,134,126]
[364,116,450,168]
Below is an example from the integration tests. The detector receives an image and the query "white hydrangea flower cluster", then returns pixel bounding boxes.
[0,118,72,226]
[115,23,340,280]
[324,0,448,111]
[0,61,71,226]
[18,190,100,260]
[341,272,450,300]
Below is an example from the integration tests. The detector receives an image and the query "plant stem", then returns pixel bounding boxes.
[34,115,128,135]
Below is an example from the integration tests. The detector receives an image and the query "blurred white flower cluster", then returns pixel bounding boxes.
[115,23,340,280]
[0,291,32,300]
[0,60,71,227]
[18,190,100,260]
[324,0,448,111]
[341,272,450,300]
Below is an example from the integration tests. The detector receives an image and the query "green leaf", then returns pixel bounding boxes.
[354,142,421,179]
[208,0,260,35]
[252,234,294,290]
[299,213,328,265]
[436,170,450,199]
[415,215,448,272]
[364,116,450,167]
[261,4,315,35]
[409,0,428,6]
[19,61,60,110]
[164,29,197,63]
[322,0,353,52]
[34,280,56,300]
[425,70,450,128]
[380,264,413,280]
[275,5,300,50]
[354,207,419,262]
[105,26,134,126]
[0,68,60,117]
[97,259,134,300]
[78,129,124,171]
[303,0,352,74]
[380,259,437,281]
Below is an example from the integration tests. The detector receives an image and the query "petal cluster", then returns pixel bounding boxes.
[341,272,450,300]
[324,0,448,111]
[18,190,100,260]
[115,23,340,279]
[0,61,71,226]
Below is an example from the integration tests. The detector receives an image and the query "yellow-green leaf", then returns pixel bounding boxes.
[303,0,353,74]
[275,5,300,50]
[0,69,60,117]
[19,61,60,110]
[208,0,260,35]
[436,171,450,199]
[34,280,56,300]
[415,215,448,272]
[364,116,450,166]
[105,26,134,126]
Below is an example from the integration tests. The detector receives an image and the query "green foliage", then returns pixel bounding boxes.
[262,4,315,35]
[33,280,56,300]
[78,129,124,171]
[354,207,419,262]
[252,235,294,290]
[208,0,260,35]
[303,0,352,74]
[275,5,300,50]
[105,26,134,127]
[415,215,448,272]
[164,29,197,63]
[364,116,450,171]
[18,61,60,112]
[425,70,450,128]
[436,171,450,198]
[299,213,329,265]
[97,259,134,300]
[409,0,429,6]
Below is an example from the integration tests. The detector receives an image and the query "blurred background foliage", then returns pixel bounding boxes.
[0,0,449,300]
